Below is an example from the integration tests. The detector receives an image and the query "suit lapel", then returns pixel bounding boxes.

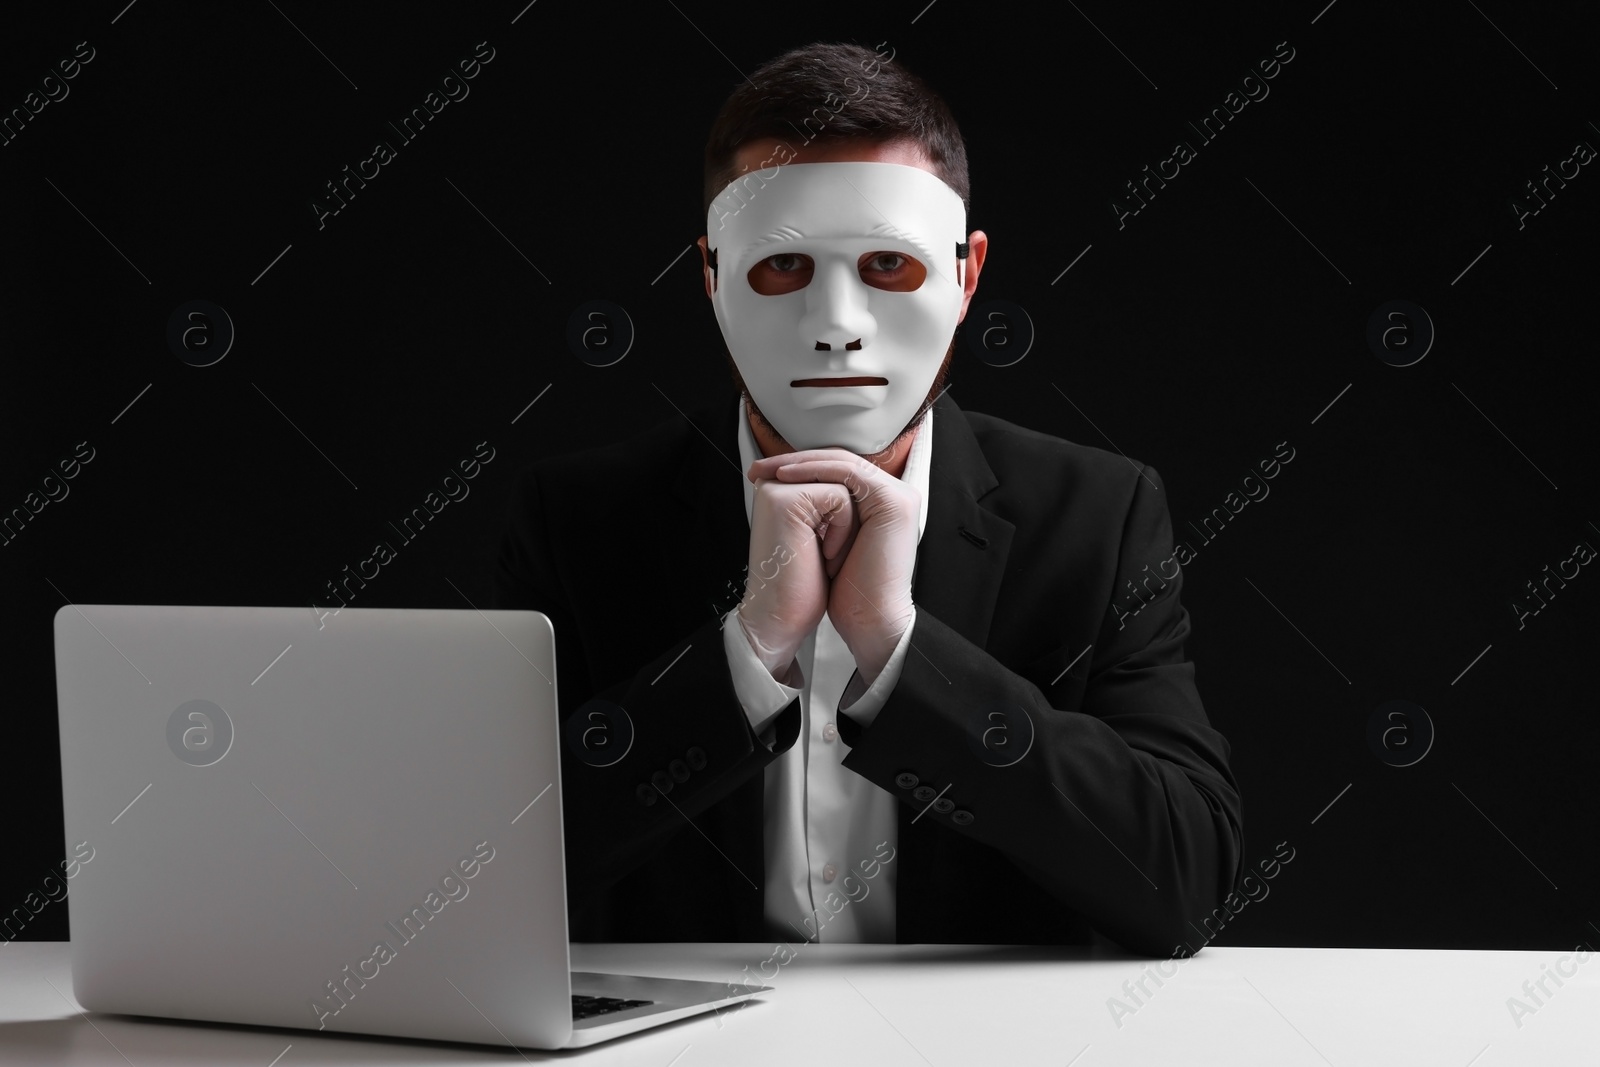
[671,387,755,604]
[913,391,1015,651]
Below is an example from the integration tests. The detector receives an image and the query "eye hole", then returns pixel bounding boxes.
[747,253,814,295]
[859,251,927,292]
[745,250,929,295]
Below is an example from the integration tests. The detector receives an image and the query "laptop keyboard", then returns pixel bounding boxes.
[571,994,654,1020]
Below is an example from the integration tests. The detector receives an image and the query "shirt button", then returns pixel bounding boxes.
[822,863,838,883]
[912,785,937,802]
[951,810,974,825]
[822,723,838,742]
[933,797,955,814]
[895,772,919,790]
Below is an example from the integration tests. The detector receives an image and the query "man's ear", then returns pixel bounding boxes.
[956,230,989,324]
[697,236,715,299]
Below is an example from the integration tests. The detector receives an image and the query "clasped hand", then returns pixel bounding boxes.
[736,449,920,687]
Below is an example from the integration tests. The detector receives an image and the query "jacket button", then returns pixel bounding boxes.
[951,809,974,825]
[933,797,955,814]
[686,746,708,771]
[668,758,690,782]
[650,770,673,795]
[895,772,919,790]
[636,784,658,807]
[912,785,937,802]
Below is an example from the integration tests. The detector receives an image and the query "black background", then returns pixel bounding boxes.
[4,0,1597,950]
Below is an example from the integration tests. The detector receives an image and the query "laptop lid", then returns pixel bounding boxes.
[53,604,577,1048]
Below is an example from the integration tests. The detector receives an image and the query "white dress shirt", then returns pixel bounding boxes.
[720,397,932,944]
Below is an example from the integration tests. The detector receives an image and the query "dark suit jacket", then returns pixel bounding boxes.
[491,387,1244,956]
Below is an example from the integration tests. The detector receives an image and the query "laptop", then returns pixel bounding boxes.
[52,603,769,1049]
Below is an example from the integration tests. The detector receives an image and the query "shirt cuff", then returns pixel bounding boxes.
[723,607,802,742]
[837,609,916,729]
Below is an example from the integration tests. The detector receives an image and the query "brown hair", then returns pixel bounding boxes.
[702,41,971,220]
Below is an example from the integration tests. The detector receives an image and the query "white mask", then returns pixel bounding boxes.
[706,161,968,455]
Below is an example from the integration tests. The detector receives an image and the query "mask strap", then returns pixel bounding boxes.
[956,241,969,288]
[707,247,718,292]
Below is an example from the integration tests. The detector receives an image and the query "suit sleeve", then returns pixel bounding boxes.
[831,463,1245,956]
[491,465,803,899]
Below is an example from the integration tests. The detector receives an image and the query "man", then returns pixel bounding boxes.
[492,42,1243,957]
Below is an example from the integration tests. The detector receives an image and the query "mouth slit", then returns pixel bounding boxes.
[791,376,888,387]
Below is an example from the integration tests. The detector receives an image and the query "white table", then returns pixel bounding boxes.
[1,941,1593,1064]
